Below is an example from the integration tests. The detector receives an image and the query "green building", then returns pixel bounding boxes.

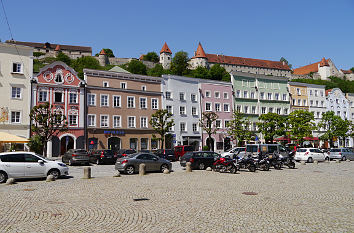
[231,71,290,142]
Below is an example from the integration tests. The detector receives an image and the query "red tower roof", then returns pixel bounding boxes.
[99,49,106,55]
[54,45,60,51]
[319,57,329,67]
[160,42,172,54]
[193,42,207,58]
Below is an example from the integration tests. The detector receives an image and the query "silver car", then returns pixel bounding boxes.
[115,153,172,175]
[329,148,354,161]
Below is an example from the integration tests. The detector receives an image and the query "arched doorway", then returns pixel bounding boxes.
[108,137,121,152]
[60,135,74,155]
[206,137,215,151]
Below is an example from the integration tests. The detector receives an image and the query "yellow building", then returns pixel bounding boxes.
[288,82,309,112]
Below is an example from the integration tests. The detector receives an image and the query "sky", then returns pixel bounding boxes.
[0,0,353,70]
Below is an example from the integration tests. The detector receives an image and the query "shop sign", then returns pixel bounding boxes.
[104,130,125,136]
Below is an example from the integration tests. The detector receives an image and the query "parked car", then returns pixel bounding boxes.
[115,153,171,175]
[0,152,69,183]
[174,145,194,160]
[155,149,176,161]
[89,149,117,165]
[221,147,245,158]
[329,148,354,161]
[62,149,89,166]
[246,144,288,157]
[180,151,220,170]
[294,148,328,162]
[116,149,136,158]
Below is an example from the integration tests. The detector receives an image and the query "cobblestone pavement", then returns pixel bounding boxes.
[0,161,353,232]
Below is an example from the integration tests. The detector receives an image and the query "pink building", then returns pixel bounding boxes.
[199,80,233,152]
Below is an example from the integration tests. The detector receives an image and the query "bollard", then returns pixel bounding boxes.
[6,178,15,185]
[46,175,55,182]
[83,167,91,179]
[335,159,341,163]
[346,159,350,162]
[139,163,146,176]
[300,161,306,165]
[186,162,192,172]
[314,160,318,164]
[113,171,121,177]
[206,167,212,171]
[163,169,170,174]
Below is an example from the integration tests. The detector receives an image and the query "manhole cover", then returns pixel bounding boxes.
[133,198,149,201]
[23,189,35,191]
[242,192,258,195]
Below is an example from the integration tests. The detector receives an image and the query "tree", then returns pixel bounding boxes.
[227,111,253,146]
[193,66,210,79]
[122,60,147,75]
[29,103,68,156]
[143,52,159,63]
[28,135,43,154]
[351,67,354,73]
[170,51,190,76]
[199,112,219,151]
[287,110,316,146]
[95,48,115,57]
[149,110,175,150]
[209,64,230,81]
[147,64,165,77]
[71,56,101,79]
[56,52,71,66]
[257,113,285,143]
[280,57,292,69]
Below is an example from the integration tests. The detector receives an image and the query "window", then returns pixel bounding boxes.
[310,100,313,106]
[282,94,287,101]
[179,92,185,101]
[297,99,301,106]
[113,96,121,107]
[205,103,212,111]
[236,90,240,98]
[309,90,313,96]
[244,106,249,114]
[205,91,211,98]
[140,97,147,109]
[250,92,255,99]
[54,73,63,83]
[88,115,96,127]
[165,91,172,99]
[317,112,320,118]
[268,107,273,113]
[223,104,230,112]
[103,81,109,87]
[292,99,296,105]
[166,105,173,114]
[225,120,230,127]
[274,93,279,100]
[39,90,48,102]
[192,123,198,132]
[141,138,148,150]
[11,87,21,99]
[303,100,307,106]
[120,82,127,89]
[113,116,121,128]
[261,107,266,114]
[69,115,77,126]
[87,94,96,106]
[192,106,197,116]
[297,88,301,95]
[180,106,186,115]
[151,98,158,109]
[11,111,20,123]
[127,96,135,108]
[100,94,109,107]
[216,120,221,128]
[236,105,241,112]
[54,91,63,103]
[242,80,248,87]
[243,91,248,98]
[141,85,146,91]
[267,93,272,100]
[140,117,148,128]
[321,101,324,107]
[251,106,256,114]
[315,90,318,97]
[128,116,136,128]
[316,100,319,107]
[69,93,78,104]
[253,122,257,131]
[276,108,281,114]
[214,91,220,98]
[223,92,229,99]
[320,91,324,97]
[180,122,186,132]
[260,92,264,99]
[215,103,221,112]
[100,115,109,127]
[12,63,22,73]
[284,108,288,115]
[191,93,196,102]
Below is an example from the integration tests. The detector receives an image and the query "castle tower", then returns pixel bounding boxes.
[54,44,61,57]
[189,42,208,69]
[318,57,331,80]
[159,42,172,69]
[98,49,109,66]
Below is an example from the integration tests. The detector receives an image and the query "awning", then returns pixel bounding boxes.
[303,137,319,141]
[274,136,291,141]
[0,132,29,143]
[274,136,319,141]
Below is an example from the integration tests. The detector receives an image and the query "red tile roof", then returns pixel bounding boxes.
[54,45,60,51]
[160,42,172,54]
[341,69,353,74]
[6,40,92,53]
[99,49,106,55]
[193,42,207,58]
[319,57,329,67]
[139,54,145,60]
[293,58,329,75]
[325,89,332,96]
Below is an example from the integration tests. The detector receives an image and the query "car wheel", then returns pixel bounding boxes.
[48,169,60,179]
[68,159,73,166]
[342,156,346,161]
[160,164,169,172]
[307,157,313,163]
[198,163,205,170]
[125,166,135,175]
[0,171,8,183]
[325,157,330,161]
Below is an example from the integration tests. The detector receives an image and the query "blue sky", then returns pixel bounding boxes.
[1,0,353,69]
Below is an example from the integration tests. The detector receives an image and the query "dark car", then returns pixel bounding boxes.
[155,149,175,161]
[117,149,136,157]
[180,151,220,170]
[89,149,117,165]
[115,153,172,175]
[174,145,194,160]
[62,149,89,166]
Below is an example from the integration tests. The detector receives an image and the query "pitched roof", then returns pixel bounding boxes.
[293,58,330,75]
[99,49,106,55]
[341,69,353,74]
[5,40,92,53]
[325,89,332,96]
[54,44,60,51]
[319,57,329,67]
[109,66,130,74]
[160,42,172,54]
[139,54,145,60]
[193,42,207,58]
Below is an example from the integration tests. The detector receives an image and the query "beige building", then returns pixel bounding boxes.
[84,69,163,151]
[288,82,309,112]
[0,43,33,139]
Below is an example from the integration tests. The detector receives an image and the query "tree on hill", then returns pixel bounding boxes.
[170,51,190,76]
[193,66,210,79]
[95,48,115,57]
[280,57,292,69]
[56,52,71,66]
[209,64,230,81]
[143,52,159,63]
[71,56,101,79]
[351,67,354,73]
[147,64,166,77]
[122,60,147,75]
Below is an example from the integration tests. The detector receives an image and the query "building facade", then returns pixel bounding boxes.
[32,61,86,157]
[288,82,309,112]
[199,80,233,152]
[161,75,201,150]
[231,71,290,143]
[0,43,33,140]
[85,69,162,152]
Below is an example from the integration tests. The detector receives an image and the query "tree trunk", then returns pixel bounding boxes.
[161,136,164,150]
[42,141,47,158]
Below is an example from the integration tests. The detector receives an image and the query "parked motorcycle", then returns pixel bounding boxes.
[236,154,256,172]
[254,153,270,171]
[267,152,282,170]
[279,151,295,169]
[213,156,238,174]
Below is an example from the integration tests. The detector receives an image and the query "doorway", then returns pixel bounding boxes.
[108,137,121,152]
[60,135,74,155]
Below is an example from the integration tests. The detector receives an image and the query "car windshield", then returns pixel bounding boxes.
[246,145,258,152]
[297,149,307,152]
[184,146,193,151]
[126,153,138,158]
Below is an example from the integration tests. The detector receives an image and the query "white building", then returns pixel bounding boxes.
[0,43,33,140]
[161,75,201,150]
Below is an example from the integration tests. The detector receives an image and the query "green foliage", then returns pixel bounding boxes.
[192,66,210,79]
[103,48,115,57]
[147,64,166,77]
[257,113,285,143]
[171,51,190,76]
[149,109,175,150]
[143,52,159,62]
[28,135,44,154]
[227,111,253,146]
[209,64,230,81]
[202,145,209,151]
[199,112,219,151]
[56,52,71,66]
[33,52,45,57]
[122,60,147,75]
[292,76,354,93]
[71,56,101,79]
[33,59,46,73]
[280,57,292,69]
[287,110,316,145]
[351,67,354,73]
